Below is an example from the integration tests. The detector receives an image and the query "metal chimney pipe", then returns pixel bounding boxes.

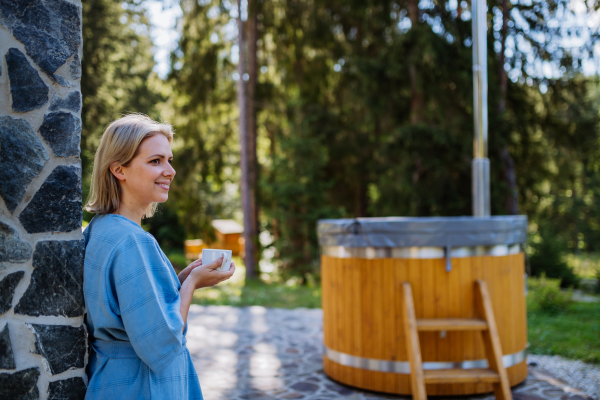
[472,0,490,217]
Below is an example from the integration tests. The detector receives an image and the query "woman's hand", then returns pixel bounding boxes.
[178,258,203,285]
[185,256,235,289]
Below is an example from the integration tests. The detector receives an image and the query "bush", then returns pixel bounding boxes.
[528,226,580,288]
[528,274,573,314]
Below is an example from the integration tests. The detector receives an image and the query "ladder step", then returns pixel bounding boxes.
[417,318,488,331]
[423,368,500,384]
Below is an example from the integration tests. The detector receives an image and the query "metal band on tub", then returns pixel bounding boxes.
[321,244,521,259]
[323,345,526,374]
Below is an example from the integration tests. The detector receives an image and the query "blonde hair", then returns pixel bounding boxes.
[85,114,174,218]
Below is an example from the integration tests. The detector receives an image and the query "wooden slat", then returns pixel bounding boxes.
[348,258,363,386]
[417,318,488,331]
[393,259,410,394]
[447,256,465,395]
[434,257,451,369]
[332,257,342,379]
[382,258,398,393]
[475,280,513,400]
[402,282,427,400]
[455,256,476,395]
[423,369,500,384]
[470,255,489,394]
[363,259,383,391]
[420,259,437,363]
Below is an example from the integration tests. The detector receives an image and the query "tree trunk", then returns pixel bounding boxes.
[246,0,259,273]
[238,0,258,279]
[408,0,423,124]
[497,0,519,215]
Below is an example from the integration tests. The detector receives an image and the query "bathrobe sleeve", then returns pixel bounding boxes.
[109,233,184,373]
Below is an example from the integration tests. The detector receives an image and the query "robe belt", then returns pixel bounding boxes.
[91,336,187,359]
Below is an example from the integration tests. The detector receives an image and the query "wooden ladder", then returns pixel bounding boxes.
[401,280,513,400]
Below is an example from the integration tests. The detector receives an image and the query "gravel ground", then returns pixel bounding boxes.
[528,354,600,399]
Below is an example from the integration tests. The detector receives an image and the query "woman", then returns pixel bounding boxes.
[83,114,235,399]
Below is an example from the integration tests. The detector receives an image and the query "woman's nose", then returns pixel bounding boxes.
[165,163,176,177]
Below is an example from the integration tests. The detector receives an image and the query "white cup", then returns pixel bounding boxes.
[201,249,233,272]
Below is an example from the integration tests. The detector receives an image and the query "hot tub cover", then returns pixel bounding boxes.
[317,216,527,248]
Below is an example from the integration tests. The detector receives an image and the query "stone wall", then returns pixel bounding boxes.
[0,1,86,399]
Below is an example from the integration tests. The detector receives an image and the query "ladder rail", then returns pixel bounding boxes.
[475,280,513,400]
[401,282,427,400]
[401,280,514,400]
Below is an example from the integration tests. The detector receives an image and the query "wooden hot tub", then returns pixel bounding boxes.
[318,216,528,396]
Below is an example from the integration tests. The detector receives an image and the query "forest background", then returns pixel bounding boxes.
[81,0,600,288]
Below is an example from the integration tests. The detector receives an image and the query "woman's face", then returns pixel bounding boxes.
[120,134,175,206]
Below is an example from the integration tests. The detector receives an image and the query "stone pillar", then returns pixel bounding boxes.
[0,1,86,399]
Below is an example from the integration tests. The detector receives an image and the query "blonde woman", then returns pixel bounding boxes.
[83,114,234,399]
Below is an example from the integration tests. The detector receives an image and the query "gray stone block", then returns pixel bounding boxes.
[49,92,81,112]
[48,377,86,400]
[0,0,81,84]
[0,116,48,213]
[15,240,84,317]
[19,165,82,234]
[30,324,86,375]
[0,271,24,315]
[0,368,39,400]
[0,324,15,369]
[39,112,81,157]
[5,48,49,112]
[0,222,32,264]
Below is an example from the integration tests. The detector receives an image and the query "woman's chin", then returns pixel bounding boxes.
[152,194,169,203]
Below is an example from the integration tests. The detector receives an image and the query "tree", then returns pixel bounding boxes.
[81,0,162,220]
[237,0,260,279]
[166,0,239,241]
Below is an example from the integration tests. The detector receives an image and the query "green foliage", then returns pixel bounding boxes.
[81,0,162,173]
[527,274,573,314]
[528,225,580,288]
[163,0,239,241]
[142,204,186,251]
[80,0,173,226]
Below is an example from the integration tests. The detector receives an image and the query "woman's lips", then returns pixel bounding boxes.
[155,182,170,190]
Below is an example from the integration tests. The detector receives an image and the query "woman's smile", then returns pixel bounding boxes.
[155,181,170,190]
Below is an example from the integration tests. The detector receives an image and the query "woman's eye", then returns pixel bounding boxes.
[151,159,160,164]
[168,159,173,165]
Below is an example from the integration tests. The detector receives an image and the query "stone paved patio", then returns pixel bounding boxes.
[185,305,595,400]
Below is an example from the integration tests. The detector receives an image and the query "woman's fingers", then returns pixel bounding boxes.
[205,255,225,271]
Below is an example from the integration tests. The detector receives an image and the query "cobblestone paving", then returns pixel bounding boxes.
[186,306,595,400]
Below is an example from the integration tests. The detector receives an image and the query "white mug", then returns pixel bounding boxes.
[201,249,233,272]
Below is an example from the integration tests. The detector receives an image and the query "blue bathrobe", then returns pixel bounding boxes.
[83,214,203,400]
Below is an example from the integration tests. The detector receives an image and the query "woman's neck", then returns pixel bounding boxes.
[115,202,145,226]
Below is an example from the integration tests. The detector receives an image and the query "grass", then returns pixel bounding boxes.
[163,252,322,308]
[527,300,600,364]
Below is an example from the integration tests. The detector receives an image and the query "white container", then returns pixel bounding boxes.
[201,249,233,272]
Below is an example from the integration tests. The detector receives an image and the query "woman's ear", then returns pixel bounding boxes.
[109,162,126,181]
